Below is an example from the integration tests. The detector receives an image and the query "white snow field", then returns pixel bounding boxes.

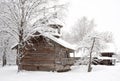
[0,63,120,81]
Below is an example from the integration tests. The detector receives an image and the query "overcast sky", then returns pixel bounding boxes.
[63,0,120,52]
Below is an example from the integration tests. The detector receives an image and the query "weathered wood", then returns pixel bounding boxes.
[18,33,74,72]
[21,64,55,71]
[99,52,115,65]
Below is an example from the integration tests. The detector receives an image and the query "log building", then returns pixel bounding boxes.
[13,24,75,72]
[98,43,116,65]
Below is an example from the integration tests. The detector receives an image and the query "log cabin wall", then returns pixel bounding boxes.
[101,52,114,57]
[100,52,115,65]
[20,35,74,72]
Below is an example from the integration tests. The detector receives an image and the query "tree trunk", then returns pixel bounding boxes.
[17,0,25,72]
[2,50,7,67]
[88,37,96,72]
[17,23,24,72]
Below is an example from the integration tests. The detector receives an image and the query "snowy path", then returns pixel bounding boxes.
[0,63,120,81]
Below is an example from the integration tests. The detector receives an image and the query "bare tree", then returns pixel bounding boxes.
[62,16,95,44]
[100,32,113,43]
[2,38,8,67]
[76,31,113,72]
[88,37,96,72]
[0,0,66,71]
[0,31,13,66]
[74,17,95,41]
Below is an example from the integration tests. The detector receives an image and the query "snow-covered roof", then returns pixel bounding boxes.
[39,33,76,50]
[14,34,76,51]
[97,56,116,60]
[11,43,19,50]
[27,27,76,50]
[101,43,116,53]
[31,26,62,37]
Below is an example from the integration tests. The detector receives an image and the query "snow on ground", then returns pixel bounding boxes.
[0,63,120,81]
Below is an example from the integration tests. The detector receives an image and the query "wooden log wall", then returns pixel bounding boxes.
[21,36,73,72]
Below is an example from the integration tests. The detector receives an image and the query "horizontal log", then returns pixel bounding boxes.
[21,64,71,72]
[21,59,54,65]
[24,54,55,58]
[21,64,55,71]
[23,56,55,59]
[21,63,55,67]
[22,57,55,61]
